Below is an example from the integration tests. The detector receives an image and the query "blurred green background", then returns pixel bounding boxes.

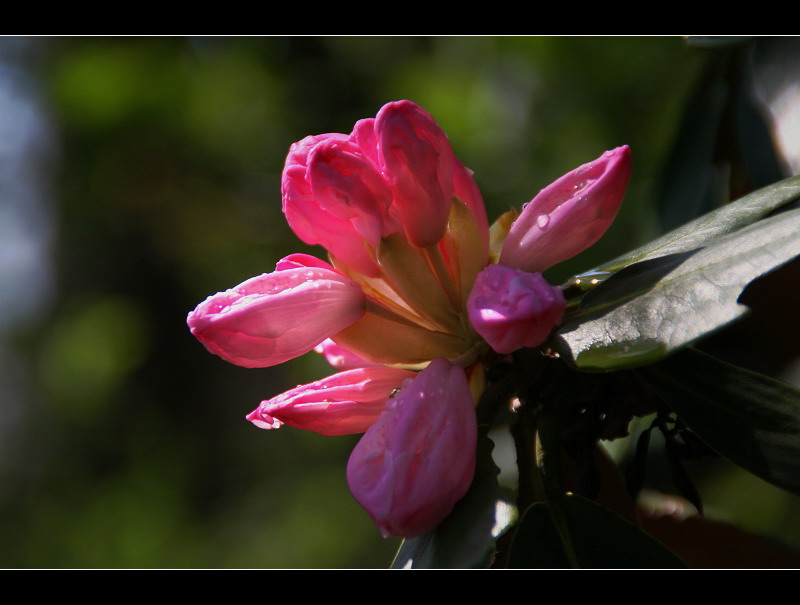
[1,36,799,568]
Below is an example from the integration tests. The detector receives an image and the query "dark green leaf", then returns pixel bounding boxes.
[508,494,685,569]
[664,437,705,515]
[556,206,800,371]
[391,435,516,569]
[637,347,800,497]
[507,503,572,569]
[625,423,654,501]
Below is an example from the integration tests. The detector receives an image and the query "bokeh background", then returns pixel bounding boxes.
[2,36,799,568]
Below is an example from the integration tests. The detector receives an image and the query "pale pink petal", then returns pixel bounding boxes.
[187,267,365,368]
[499,146,631,273]
[467,264,565,354]
[246,367,415,436]
[346,358,477,538]
[314,338,381,370]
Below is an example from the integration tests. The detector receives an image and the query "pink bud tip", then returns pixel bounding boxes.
[274,253,335,272]
[499,145,631,273]
[247,367,415,436]
[467,264,565,354]
[346,358,477,538]
[187,265,366,368]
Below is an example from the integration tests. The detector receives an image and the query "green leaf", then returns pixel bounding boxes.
[556,205,800,371]
[572,174,800,281]
[637,347,800,497]
[391,435,516,569]
[508,494,685,569]
[507,503,572,568]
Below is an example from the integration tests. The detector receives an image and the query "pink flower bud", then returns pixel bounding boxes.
[314,338,381,370]
[346,358,477,538]
[307,137,395,246]
[246,366,415,436]
[375,100,456,248]
[467,264,565,354]
[187,264,366,368]
[499,146,631,273]
[282,135,383,277]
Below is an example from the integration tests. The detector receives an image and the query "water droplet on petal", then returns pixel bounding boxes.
[536,214,550,229]
[573,179,595,194]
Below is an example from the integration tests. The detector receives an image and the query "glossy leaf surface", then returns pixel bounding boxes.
[557,195,800,371]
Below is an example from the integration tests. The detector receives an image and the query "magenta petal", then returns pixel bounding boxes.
[453,160,489,249]
[307,137,394,244]
[247,367,415,436]
[346,358,477,538]
[467,264,565,355]
[187,267,366,368]
[274,253,335,271]
[500,146,632,273]
[375,100,456,248]
[350,118,380,166]
[282,135,383,276]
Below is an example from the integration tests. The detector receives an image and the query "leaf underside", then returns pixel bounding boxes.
[637,347,800,497]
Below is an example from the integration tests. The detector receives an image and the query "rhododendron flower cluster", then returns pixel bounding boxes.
[187,100,631,538]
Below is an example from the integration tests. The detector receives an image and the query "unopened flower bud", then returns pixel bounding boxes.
[376,100,456,248]
[247,367,415,436]
[499,146,631,273]
[187,264,365,368]
[346,358,477,538]
[467,264,565,354]
[282,135,382,276]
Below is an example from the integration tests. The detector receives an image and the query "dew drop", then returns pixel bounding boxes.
[536,214,550,229]
[572,179,594,194]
